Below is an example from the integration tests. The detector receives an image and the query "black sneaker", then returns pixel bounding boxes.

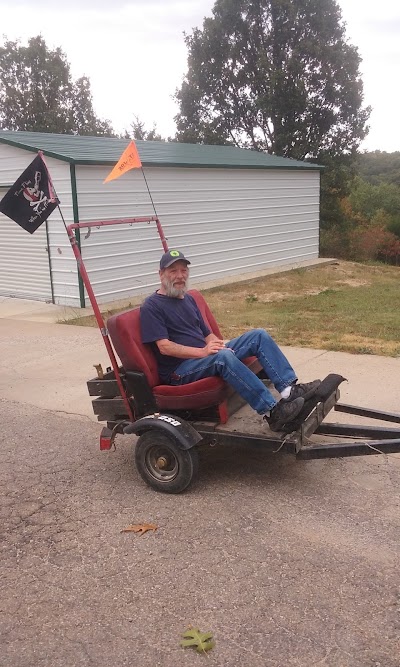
[264,397,305,432]
[286,379,321,402]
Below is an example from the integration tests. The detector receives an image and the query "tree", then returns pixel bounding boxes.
[349,177,400,222]
[175,0,370,160]
[121,114,166,141]
[72,76,114,136]
[0,36,114,136]
[319,152,358,231]
[320,174,400,262]
[356,151,400,187]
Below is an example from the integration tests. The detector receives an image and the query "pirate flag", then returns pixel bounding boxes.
[0,153,59,234]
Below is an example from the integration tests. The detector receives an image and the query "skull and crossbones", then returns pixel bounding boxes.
[23,171,49,214]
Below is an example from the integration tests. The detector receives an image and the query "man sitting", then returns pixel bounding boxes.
[140,250,320,431]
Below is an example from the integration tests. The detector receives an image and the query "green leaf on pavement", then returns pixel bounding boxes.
[180,627,215,654]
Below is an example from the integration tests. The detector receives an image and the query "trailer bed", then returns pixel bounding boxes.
[88,369,400,460]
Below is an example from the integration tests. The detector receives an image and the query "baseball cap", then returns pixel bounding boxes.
[159,249,191,270]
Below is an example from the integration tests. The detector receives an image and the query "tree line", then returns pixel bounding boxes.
[1,1,398,264]
[321,154,400,265]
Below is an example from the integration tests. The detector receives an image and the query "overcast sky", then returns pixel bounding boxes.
[0,0,399,152]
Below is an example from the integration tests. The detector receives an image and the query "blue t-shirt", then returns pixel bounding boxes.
[140,292,211,383]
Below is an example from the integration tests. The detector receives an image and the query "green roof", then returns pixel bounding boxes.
[0,130,322,170]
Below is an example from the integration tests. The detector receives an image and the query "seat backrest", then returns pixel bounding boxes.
[107,289,222,386]
[108,307,159,386]
[188,289,223,339]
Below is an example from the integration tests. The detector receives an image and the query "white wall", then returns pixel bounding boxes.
[76,164,320,305]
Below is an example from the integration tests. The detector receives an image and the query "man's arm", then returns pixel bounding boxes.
[156,334,225,359]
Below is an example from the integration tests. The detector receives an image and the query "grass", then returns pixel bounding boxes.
[63,261,400,357]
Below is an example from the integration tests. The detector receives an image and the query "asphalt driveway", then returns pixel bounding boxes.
[1,314,400,666]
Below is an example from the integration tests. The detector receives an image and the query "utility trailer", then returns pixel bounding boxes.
[65,216,400,494]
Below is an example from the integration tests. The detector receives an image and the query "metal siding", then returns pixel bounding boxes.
[76,165,320,304]
[0,211,52,301]
[0,145,81,306]
[0,145,52,301]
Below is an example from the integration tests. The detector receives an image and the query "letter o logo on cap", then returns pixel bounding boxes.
[170,250,180,257]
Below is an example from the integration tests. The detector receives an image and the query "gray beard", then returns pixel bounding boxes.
[162,278,188,298]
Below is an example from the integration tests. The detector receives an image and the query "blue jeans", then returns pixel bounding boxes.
[170,329,297,414]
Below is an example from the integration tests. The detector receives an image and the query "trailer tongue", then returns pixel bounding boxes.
[187,374,400,461]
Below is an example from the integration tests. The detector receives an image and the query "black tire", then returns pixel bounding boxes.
[134,431,199,494]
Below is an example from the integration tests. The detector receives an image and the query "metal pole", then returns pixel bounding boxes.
[66,224,134,421]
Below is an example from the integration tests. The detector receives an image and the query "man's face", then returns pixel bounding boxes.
[160,260,189,298]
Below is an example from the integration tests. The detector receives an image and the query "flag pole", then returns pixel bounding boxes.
[140,167,159,217]
[38,150,68,234]
[57,204,69,234]
[38,151,58,204]
[37,151,63,304]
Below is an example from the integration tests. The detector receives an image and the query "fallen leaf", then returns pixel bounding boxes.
[121,523,158,535]
[180,627,215,654]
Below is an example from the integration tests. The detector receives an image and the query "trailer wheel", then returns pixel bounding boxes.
[134,431,199,494]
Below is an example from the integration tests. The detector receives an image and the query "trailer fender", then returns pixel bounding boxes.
[124,413,202,450]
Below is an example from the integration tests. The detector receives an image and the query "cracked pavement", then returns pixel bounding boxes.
[0,316,400,665]
[1,397,400,666]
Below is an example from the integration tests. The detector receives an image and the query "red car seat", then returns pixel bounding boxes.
[107,289,261,423]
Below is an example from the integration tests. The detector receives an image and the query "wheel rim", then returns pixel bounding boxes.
[144,445,179,483]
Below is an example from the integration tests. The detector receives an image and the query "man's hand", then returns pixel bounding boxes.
[156,335,235,360]
[203,338,226,356]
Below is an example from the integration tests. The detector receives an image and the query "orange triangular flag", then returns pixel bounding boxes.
[104,141,142,183]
